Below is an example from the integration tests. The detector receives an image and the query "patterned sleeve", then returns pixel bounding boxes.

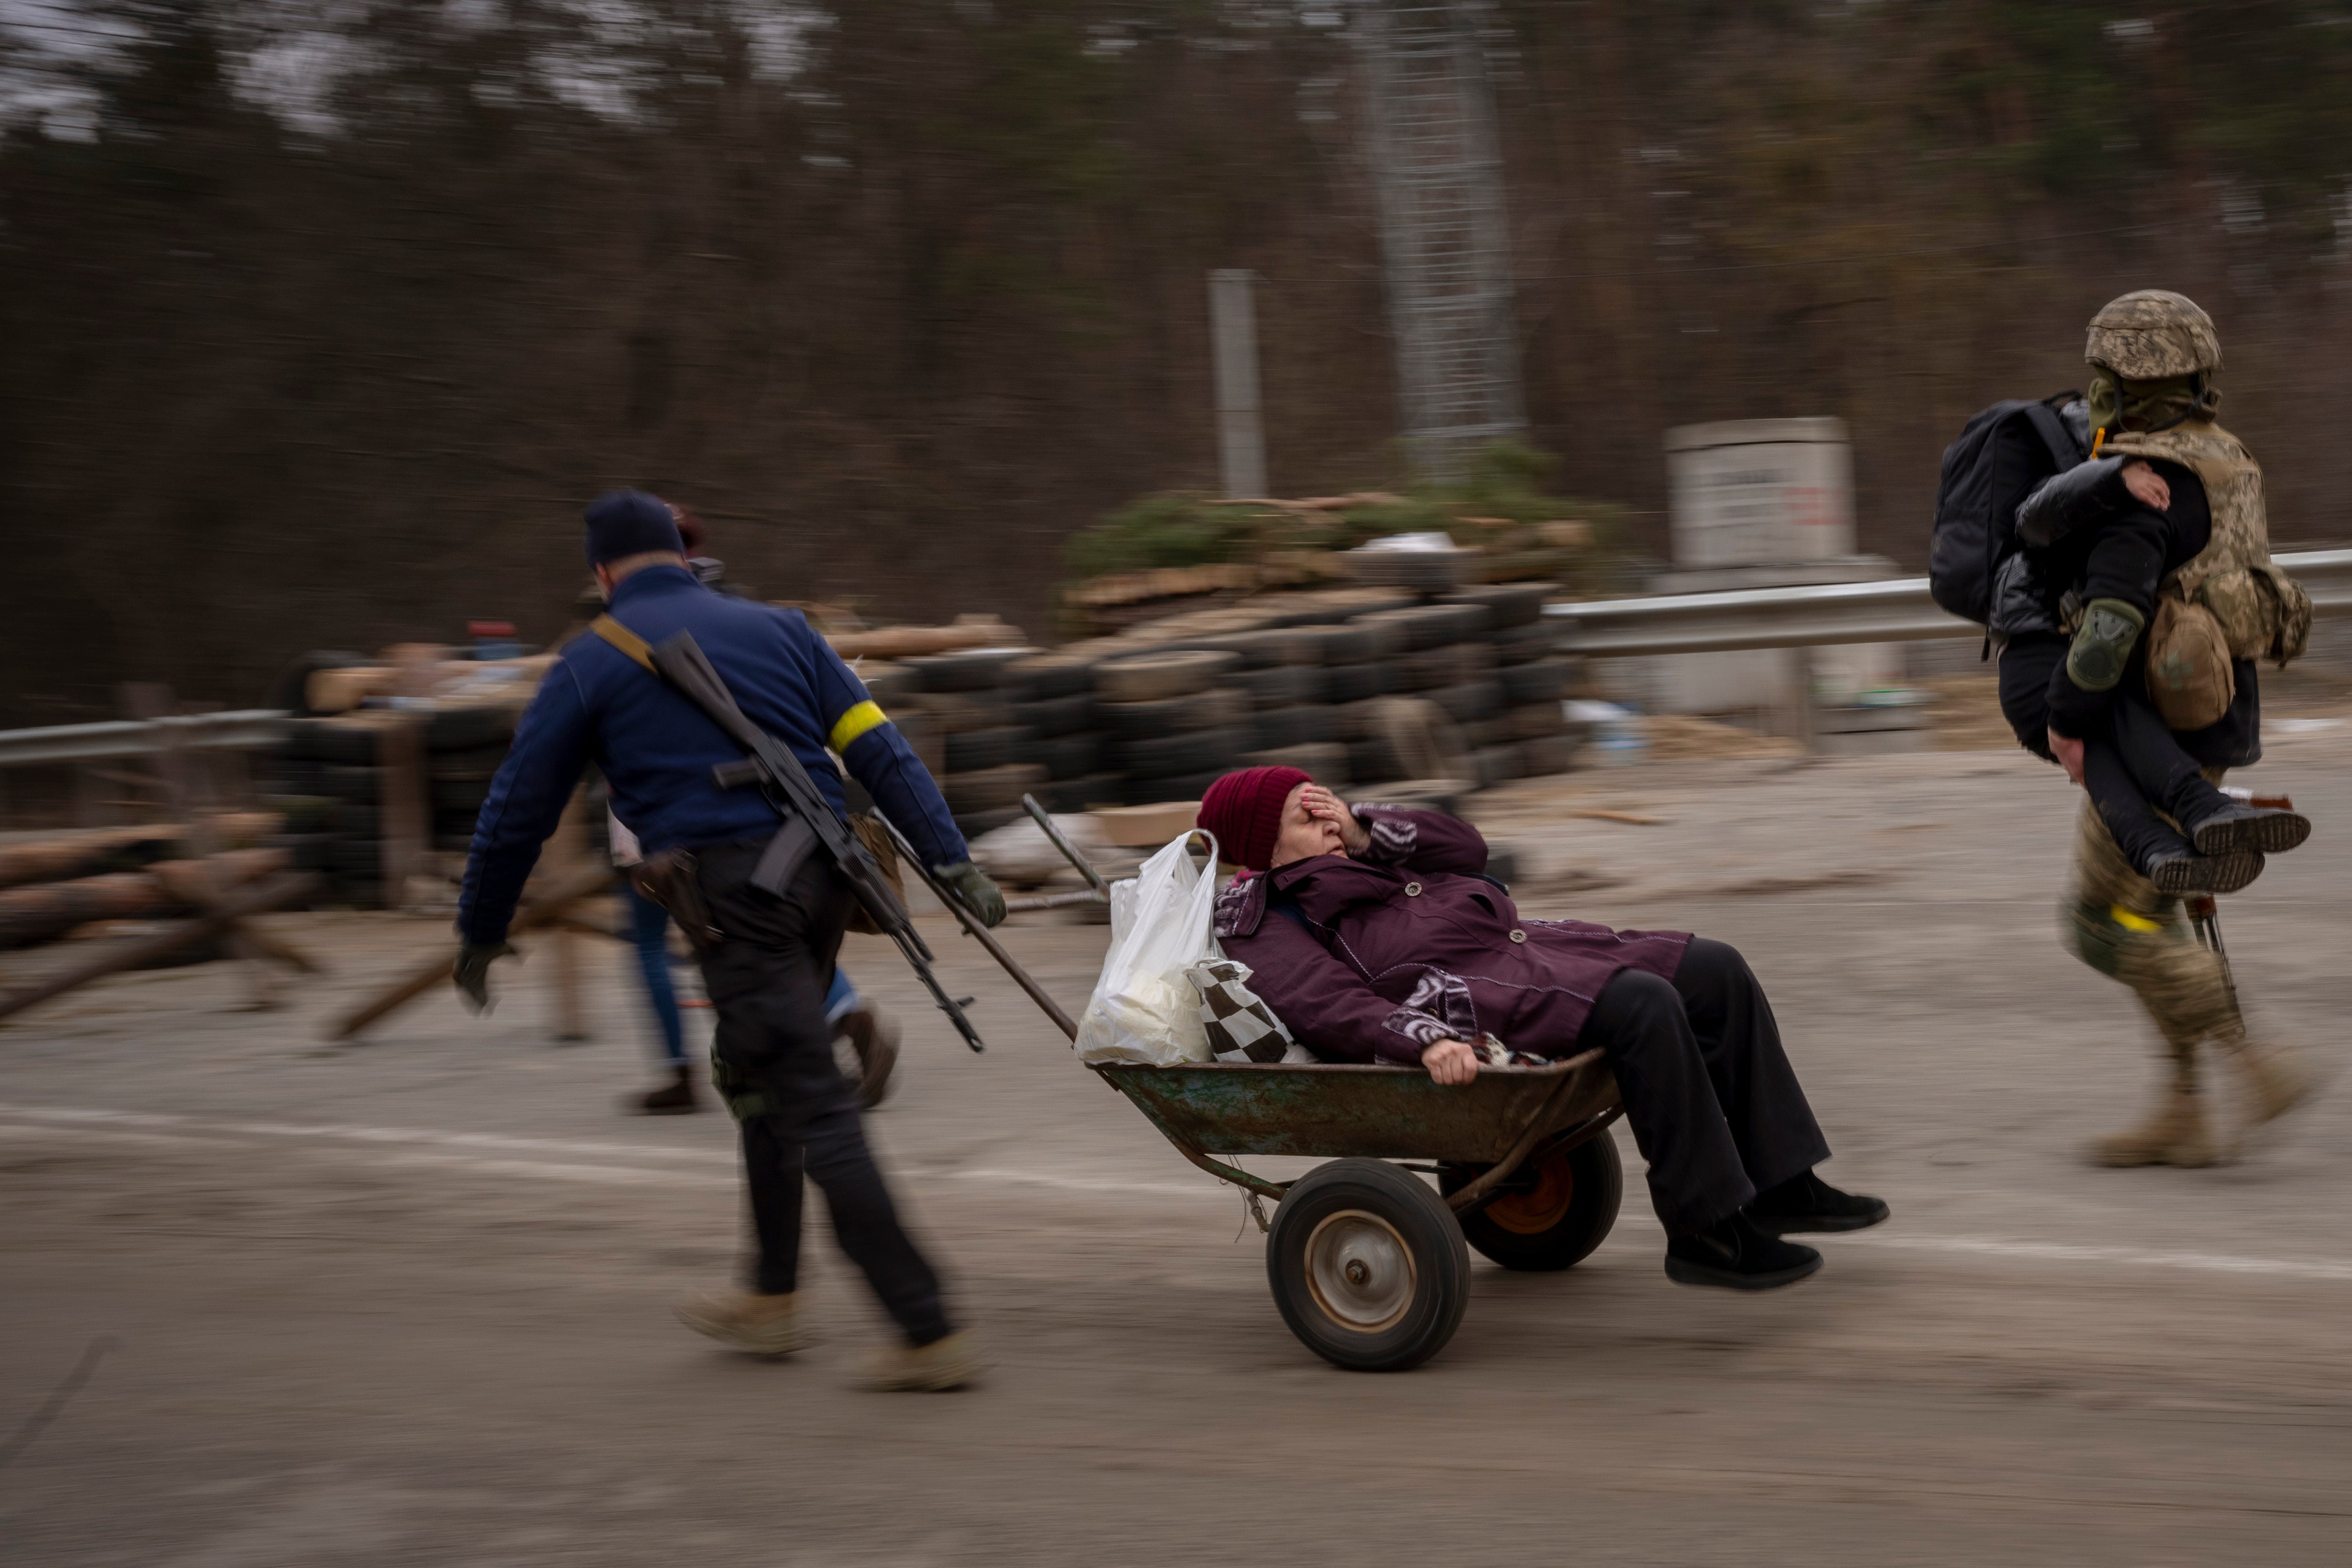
[1380,1005,1454,1052]
[1350,804,1488,876]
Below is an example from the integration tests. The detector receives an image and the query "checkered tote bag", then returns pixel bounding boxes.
[1184,958,1314,1064]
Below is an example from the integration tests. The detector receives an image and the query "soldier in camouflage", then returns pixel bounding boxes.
[2052,291,2316,1166]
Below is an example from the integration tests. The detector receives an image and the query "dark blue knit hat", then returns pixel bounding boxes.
[583,489,684,567]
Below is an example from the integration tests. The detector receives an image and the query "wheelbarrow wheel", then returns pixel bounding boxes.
[1266,1158,1470,1372]
[1442,1131,1622,1272]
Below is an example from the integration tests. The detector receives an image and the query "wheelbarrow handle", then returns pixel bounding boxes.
[1019,794,1109,893]
[874,809,1081,1043]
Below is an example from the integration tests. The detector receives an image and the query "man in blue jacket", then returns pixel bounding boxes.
[455,490,1003,1391]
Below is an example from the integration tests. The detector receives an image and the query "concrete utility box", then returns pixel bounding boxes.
[1664,417,1856,567]
[1632,417,1903,723]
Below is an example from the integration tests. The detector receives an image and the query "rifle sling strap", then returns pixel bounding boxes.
[588,614,818,898]
[588,614,657,671]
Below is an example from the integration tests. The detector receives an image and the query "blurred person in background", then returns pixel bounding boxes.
[1994,291,2316,1166]
[453,490,1001,1391]
[609,806,698,1113]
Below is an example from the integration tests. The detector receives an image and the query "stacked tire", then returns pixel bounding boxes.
[1093,649,1249,806]
[269,717,387,907]
[1177,628,1349,786]
[1443,583,1578,782]
[905,648,1049,841]
[426,705,520,859]
[1339,602,1494,786]
[1004,653,1120,815]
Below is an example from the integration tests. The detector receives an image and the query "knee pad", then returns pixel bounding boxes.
[2066,597,2146,693]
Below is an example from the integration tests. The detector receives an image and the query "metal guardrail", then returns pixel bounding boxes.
[0,710,290,770]
[1545,548,2352,658]
[6,547,2351,766]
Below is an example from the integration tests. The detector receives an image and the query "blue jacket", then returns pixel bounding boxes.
[457,564,966,946]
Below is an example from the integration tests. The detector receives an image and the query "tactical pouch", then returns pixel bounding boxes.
[628,849,722,957]
[2253,564,2312,664]
[842,814,905,936]
[2144,595,2235,732]
[2187,564,2309,667]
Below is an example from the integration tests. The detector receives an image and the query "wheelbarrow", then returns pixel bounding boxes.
[892,802,1627,1373]
[1094,1052,1622,1371]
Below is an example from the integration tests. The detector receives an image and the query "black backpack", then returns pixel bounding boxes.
[1929,394,2085,627]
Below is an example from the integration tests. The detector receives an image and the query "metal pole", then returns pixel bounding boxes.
[1208,269,1268,499]
[1357,0,1526,480]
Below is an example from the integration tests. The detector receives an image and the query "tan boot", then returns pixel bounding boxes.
[2231,1044,2316,1124]
[2089,1087,2216,1168]
[854,1330,985,1392]
[2225,1044,2318,1147]
[674,1289,816,1357]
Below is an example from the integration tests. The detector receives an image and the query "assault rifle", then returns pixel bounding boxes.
[593,617,985,1053]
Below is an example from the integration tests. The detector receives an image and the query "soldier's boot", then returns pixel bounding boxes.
[674,1288,816,1357]
[855,1330,985,1392]
[2224,1043,2317,1133]
[2089,1085,2216,1168]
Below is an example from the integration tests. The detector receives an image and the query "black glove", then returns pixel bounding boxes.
[931,861,1006,929]
[453,940,518,1015]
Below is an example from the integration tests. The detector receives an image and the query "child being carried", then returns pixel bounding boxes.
[1992,443,2308,892]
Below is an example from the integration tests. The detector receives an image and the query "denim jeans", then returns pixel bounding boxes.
[623,880,687,1068]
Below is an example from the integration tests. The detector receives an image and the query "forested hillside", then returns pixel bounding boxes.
[4,0,2348,723]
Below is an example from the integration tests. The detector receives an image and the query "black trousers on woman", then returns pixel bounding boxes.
[1579,939,1831,1237]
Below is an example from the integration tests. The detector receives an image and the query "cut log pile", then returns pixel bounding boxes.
[0,846,288,951]
[0,818,320,1024]
[0,815,277,892]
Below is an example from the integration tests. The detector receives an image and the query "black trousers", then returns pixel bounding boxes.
[1999,634,2233,871]
[694,844,950,1345]
[1582,938,1831,1237]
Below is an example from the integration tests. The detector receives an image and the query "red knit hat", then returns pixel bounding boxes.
[1197,766,1311,873]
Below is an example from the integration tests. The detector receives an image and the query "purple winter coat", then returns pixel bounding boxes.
[1213,805,1691,1067]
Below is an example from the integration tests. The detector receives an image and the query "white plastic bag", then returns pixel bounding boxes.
[1074,830,1222,1066]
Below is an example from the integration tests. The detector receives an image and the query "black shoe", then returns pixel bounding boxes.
[634,1067,700,1116]
[2146,848,2264,895]
[2188,803,2311,858]
[836,1004,900,1111]
[1746,1169,1891,1235]
[1663,1212,1823,1290]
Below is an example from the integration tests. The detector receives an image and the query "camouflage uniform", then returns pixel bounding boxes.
[2063,292,2312,1162]
[2066,787,2241,1142]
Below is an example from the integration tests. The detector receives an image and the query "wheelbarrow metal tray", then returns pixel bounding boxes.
[1094,1059,1619,1164]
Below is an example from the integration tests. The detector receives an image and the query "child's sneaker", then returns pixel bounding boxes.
[2188,802,2311,858]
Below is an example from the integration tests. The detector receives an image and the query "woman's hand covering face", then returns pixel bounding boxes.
[1269,782,1368,868]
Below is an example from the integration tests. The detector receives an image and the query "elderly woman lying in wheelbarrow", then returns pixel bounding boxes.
[1195,766,1887,1291]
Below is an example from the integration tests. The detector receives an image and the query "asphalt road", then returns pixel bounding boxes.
[5,726,2350,1565]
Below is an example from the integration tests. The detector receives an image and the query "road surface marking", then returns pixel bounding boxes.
[4,1101,2351,1284]
[1844,1231,2352,1283]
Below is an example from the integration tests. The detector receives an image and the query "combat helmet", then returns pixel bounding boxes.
[2084,289,2221,380]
